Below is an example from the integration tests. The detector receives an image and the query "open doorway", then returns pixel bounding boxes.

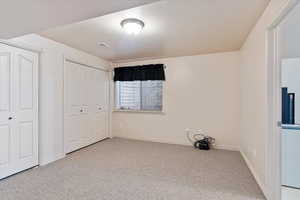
[280,3,300,199]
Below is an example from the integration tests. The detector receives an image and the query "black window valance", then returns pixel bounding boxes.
[114,64,165,82]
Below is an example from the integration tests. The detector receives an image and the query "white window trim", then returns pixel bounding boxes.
[113,109,165,114]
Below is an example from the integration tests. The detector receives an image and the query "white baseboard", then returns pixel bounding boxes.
[39,153,65,166]
[214,144,240,151]
[112,136,190,146]
[240,150,268,199]
[113,136,239,151]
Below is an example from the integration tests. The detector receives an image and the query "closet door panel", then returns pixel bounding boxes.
[84,68,93,144]
[14,50,38,170]
[64,62,82,153]
[87,68,97,143]
[0,52,12,160]
[0,47,14,179]
[79,67,91,146]
[64,62,72,152]
[94,70,107,140]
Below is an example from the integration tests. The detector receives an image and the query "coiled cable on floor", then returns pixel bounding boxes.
[186,129,215,146]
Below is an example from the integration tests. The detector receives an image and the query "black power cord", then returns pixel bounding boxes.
[186,129,215,150]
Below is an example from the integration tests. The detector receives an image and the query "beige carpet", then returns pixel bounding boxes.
[0,138,265,200]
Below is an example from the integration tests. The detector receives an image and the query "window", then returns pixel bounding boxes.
[113,64,165,111]
[115,80,163,111]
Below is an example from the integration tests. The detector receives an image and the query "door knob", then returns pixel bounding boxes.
[80,109,83,113]
[8,117,13,120]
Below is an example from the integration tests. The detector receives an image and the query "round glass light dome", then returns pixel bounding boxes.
[121,18,145,35]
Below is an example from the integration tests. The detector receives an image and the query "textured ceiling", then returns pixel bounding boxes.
[0,0,160,38]
[40,0,270,62]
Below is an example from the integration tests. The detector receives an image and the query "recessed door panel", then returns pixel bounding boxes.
[19,122,33,159]
[19,55,33,110]
[0,125,10,165]
[0,53,11,112]
[14,49,38,175]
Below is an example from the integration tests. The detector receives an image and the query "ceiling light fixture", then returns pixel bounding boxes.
[121,18,145,35]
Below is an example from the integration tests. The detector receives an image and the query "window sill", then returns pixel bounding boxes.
[113,109,165,114]
[281,124,300,130]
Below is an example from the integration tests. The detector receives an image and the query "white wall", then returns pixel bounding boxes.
[9,34,110,165]
[112,52,240,150]
[280,3,300,59]
[239,0,287,196]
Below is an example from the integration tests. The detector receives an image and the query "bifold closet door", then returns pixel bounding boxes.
[64,61,108,153]
[64,61,84,153]
[0,44,38,179]
[88,68,107,143]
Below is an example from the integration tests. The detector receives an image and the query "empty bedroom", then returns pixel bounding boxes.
[0,0,299,200]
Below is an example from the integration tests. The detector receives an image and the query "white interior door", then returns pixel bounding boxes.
[79,65,90,147]
[0,44,38,179]
[64,61,82,153]
[88,68,108,143]
[13,47,39,173]
[0,45,14,179]
[93,69,108,141]
[64,60,108,154]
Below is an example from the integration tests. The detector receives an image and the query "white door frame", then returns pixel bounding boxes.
[267,0,300,199]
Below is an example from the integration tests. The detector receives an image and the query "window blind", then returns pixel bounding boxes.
[115,80,163,111]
